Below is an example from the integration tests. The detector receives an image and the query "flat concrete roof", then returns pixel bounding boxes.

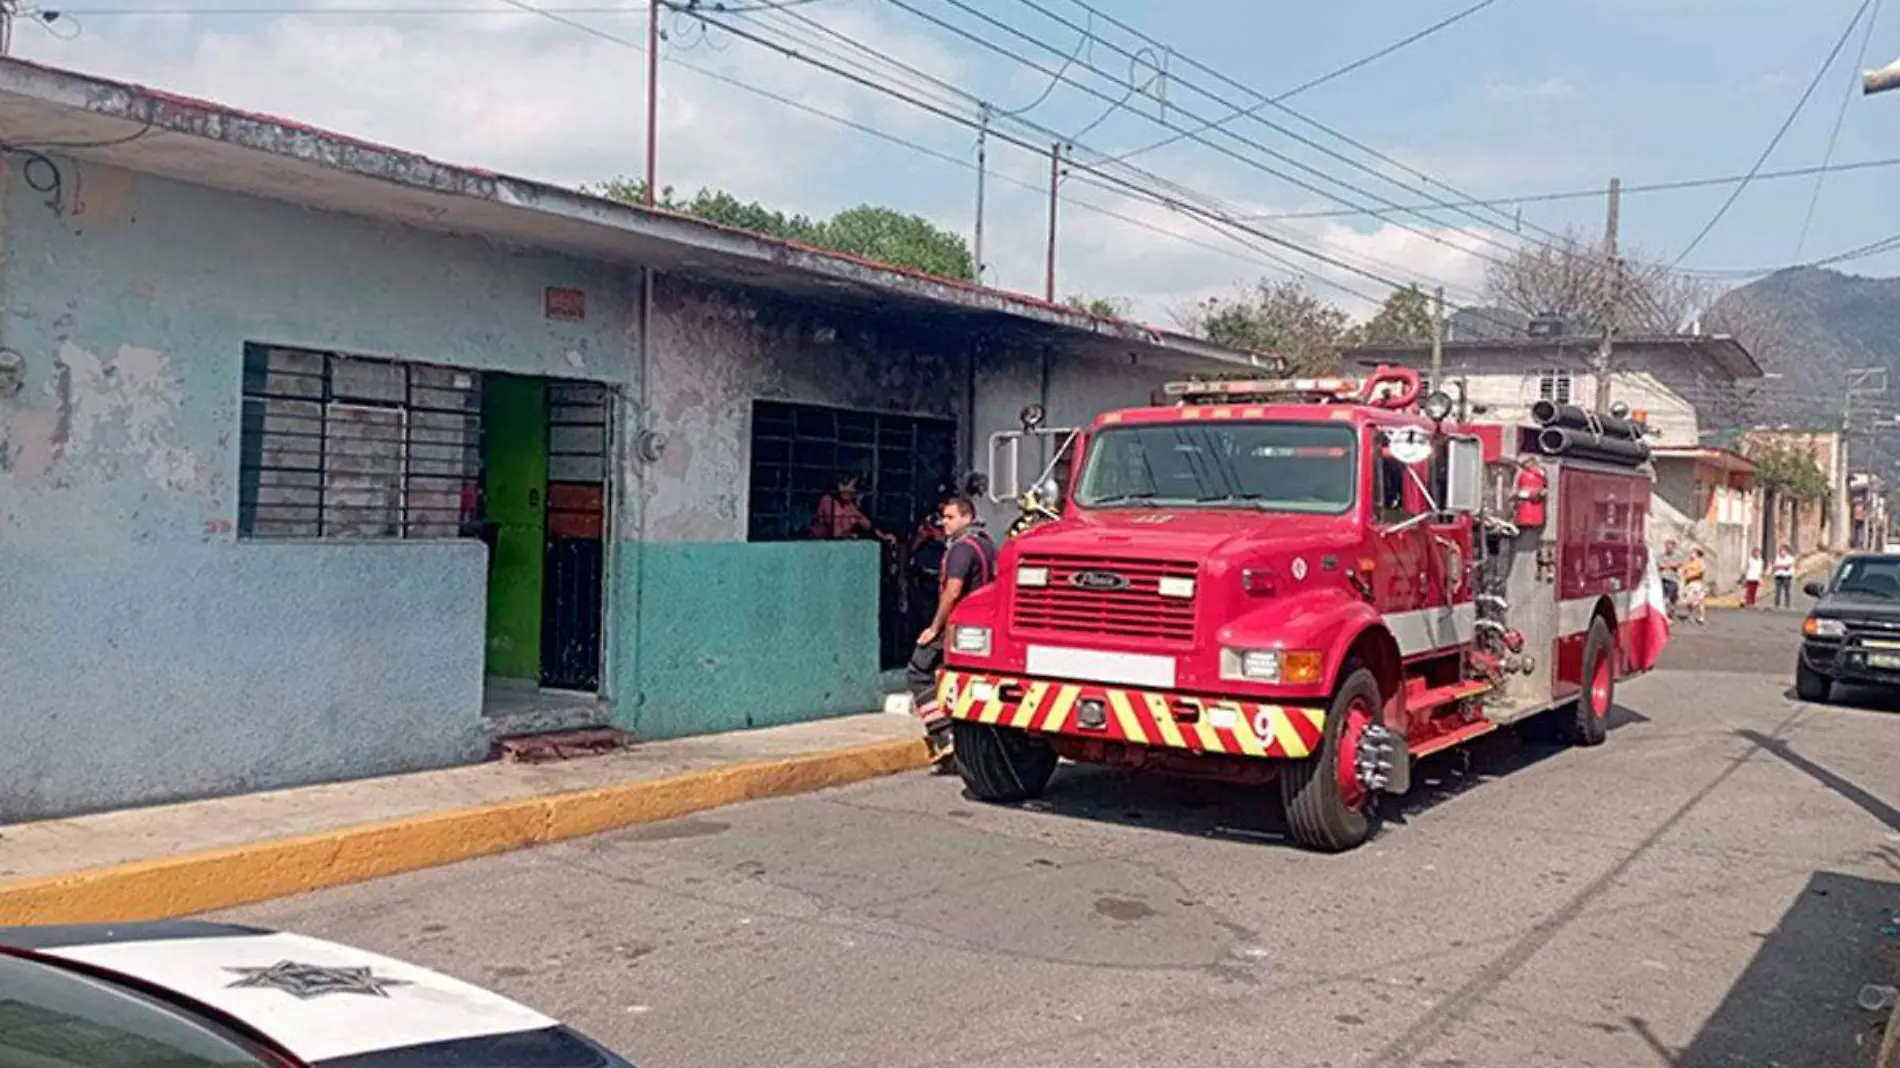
[1349,334,1764,380]
[0,56,1265,373]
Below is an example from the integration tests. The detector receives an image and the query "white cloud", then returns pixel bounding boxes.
[1486,77,1579,105]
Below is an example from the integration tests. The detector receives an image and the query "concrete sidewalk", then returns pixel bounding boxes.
[0,712,929,925]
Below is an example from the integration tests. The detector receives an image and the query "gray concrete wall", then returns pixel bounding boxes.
[0,157,635,820]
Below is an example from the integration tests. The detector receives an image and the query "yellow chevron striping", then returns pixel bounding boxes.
[1011,682,1048,729]
[978,684,1008,724]
[1107,690,1150,746]
[1143,693,1187,749]
[1194,719,1228,754]
[1039,686,1080,732]
[1296,706,1327,741]
[936,672,956,711]
[1225,703,1266,757]
[1263,706,1312,758]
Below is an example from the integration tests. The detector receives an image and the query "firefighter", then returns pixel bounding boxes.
[907,496,995,764]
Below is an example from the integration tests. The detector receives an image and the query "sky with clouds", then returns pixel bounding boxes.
[11,0,1900,325]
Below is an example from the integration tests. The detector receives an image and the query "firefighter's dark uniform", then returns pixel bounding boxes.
[907,526,995,750]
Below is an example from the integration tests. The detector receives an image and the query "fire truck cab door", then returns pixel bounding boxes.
[1371,429,1431,618]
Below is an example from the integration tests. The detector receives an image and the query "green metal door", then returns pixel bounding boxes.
[482,375,548,680]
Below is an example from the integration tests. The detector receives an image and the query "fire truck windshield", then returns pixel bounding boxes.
[1075,421,1358,513]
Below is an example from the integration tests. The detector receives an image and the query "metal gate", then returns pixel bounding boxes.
[540,383,609,692]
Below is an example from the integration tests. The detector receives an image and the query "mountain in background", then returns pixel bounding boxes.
[1704,266,1900,429]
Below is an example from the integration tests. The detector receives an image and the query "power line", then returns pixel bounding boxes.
[1108,0,1507,164]
[869,0,1532,270]
[1796,0,1883,258]
[1022,0,1556,246]
[1247,156,1900,220]
[725,0,1520,320]
[1672,0,1879,267]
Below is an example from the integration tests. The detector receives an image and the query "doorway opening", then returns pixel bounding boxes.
[481,375,612,729]
[746,399,957,670]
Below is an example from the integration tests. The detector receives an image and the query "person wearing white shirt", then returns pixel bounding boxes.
[1743,548,1765,608]
[1772,545,1798,609]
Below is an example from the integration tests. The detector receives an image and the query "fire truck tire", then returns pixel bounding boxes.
[1562,618,1615,747]
[1280,664,1382,853]
[952,721,1058,803]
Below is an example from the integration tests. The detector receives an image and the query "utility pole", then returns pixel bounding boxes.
[1838,367,1888,551]
[1,0,14,58]
[643,0,660,207]
[973,104,989,286]
[1591,177,1621,412]
[1429,285,1445,391]
[1044,141,1062,304]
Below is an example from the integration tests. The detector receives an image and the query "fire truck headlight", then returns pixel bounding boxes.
[1804,617,1845,639]
[951,625,993,656]
[1221,648,1323,684]
[1017,565,1051,587]
[1222,648,1280,682]
[1157,576,1196,599]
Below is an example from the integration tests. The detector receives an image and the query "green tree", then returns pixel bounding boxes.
[1177,279,1350,374]
[1349,284,1437,346]
[1744,438,1831,500]
[591,178,973,280]
[1064,295,1133,319]
[820,205,974,280]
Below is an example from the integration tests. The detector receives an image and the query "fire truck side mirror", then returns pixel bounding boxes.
[1445,437,1484,515]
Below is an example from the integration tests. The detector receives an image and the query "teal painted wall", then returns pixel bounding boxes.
[609,540,884,740]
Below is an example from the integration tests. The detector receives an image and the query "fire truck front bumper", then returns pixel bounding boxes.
[939,670,1326,759]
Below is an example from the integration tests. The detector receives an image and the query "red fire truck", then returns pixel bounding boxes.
[939,368,1669,851]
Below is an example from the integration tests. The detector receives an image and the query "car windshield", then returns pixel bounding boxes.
[0,953,271,1068]
[1832,557,1900,599]
[1075,421,1357,513]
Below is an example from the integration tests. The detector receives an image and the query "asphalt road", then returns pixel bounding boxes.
[223,606,1900,1068]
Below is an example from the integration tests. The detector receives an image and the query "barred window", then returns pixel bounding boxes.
[1537,369,1573,405]
[238,344,483,539]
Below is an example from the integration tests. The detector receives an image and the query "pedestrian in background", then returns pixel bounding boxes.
[1743,548,1764,609]
[1658,539,1684,618]
[1772,544,1798,609]
[1682,547,1709,625]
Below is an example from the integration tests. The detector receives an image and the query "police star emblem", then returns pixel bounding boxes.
[225,960,411,999]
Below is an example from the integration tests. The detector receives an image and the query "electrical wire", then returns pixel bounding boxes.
[1250,156,1900,220]
[866,0,1532,270]
[1018,0,1560,248]
[1672,0,1879,267]
[718,0,1524,325]
[1796,0,1882,259]
[1108,0,1507,164]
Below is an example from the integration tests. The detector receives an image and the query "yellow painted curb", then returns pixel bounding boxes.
[0,737,932,926]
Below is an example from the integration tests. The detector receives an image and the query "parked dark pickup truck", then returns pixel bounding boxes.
[1797,553,1900,703]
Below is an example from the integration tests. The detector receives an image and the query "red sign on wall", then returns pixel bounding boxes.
[545,287,586,322]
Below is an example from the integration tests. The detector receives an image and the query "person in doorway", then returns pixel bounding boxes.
[1682,547,1709,625]
[1742,548,1765,609]
[810,476,894,545]
[1772,543,1798,609]
[907,496,995,765]
[1658,539,1684,618]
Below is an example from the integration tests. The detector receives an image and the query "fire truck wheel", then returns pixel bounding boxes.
[952,721,1058,803]
[1280,664,1382,853]
[1562,618,1615,747]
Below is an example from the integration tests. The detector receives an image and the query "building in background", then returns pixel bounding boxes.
[1348,331,1766,592]
[0,57,1265,822]
[1738,429,1847,558]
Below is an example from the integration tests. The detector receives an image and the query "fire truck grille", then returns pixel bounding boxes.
[1012,555,1198,643]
